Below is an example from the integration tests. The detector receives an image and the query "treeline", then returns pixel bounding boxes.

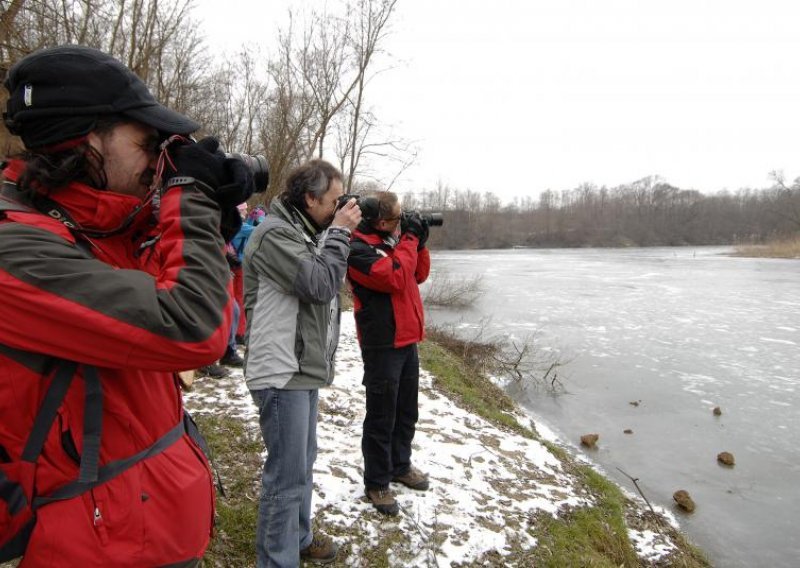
[2,2,798,249]
[0,0,405,203]
[405,175,800,249]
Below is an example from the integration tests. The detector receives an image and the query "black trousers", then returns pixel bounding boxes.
[361,344,420,490]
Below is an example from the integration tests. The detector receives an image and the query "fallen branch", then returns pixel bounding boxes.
[616,466,656,515]
[397,504,441,568]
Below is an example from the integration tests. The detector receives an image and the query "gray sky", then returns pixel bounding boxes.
[195,0,800,202]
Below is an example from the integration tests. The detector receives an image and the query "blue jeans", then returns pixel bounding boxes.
[251,388,318,568]
[228,301,240,351]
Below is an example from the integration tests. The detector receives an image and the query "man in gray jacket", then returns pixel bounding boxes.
[243,159,360,567]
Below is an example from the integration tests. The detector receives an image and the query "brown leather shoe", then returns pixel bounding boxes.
[365,487,400,516]
[300,532,338,564]
[392,466,430,491]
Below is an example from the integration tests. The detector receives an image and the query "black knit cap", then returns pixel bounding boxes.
[3,44,199,149]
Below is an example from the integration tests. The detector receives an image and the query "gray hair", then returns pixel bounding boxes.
[282,159,343,210]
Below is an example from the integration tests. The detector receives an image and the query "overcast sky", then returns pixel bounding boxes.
[195,0,800,202]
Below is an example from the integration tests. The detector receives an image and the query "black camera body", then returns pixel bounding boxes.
[336,193,363,211]
[226,152,269,194]
[336,194,443,227]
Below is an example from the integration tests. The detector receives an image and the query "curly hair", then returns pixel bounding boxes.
[281,159,343,211]
[14,116,126,200]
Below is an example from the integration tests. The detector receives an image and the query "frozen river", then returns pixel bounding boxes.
[425,247,800,567]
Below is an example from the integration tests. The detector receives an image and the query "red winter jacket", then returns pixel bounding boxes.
[0,160,232,567]
[347,228,430,350]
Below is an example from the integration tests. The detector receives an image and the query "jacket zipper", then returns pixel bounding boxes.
[90,489,109,545]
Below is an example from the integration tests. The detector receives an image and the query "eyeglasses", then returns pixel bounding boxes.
[381,215,401,222]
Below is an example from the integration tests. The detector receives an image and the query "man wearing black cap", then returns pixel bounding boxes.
[0,45,252,566]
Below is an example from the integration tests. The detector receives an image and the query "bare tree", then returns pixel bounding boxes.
[0,0,207,119]
[1,0,415,205]
[342,0,398,191]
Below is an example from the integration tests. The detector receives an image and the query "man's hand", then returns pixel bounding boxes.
[331,198,362,232]
[165,137,255,241]
[165,137,255,206]
[402,212,429,249]
[165,137,226,192]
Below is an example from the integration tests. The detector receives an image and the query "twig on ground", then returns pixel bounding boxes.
[616,467,657,516]
[398,504,440,568]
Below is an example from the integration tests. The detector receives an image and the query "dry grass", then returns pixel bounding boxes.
[734,235,800,258]
[423,271,484,308]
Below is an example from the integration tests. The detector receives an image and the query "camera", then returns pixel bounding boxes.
[403,210,444,227]
[225,152,269,193]
[336,193,361,211]
[336,194,443,227]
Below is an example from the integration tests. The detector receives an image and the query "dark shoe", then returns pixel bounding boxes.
[392,466,429,491]
[219,347,244,367]
[365,487,399,516]
[300,532,338,564]
[235,334,246,346]
[198,364,229,379]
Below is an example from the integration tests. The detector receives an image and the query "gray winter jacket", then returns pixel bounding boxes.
[243,199,351,390]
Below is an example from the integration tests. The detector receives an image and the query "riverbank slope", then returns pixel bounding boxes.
[185,311,706,566]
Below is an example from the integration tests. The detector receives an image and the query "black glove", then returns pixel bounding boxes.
[166,137,225,192]
[220,207,242,243]
[166,137,254,241]
[402,212,429,249]
[416,220,429,250]
[166,137,255,208]
[216,157,256,210]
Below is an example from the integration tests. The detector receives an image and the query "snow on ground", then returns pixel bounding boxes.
[185,311,676,566]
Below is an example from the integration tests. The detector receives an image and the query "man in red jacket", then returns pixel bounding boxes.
[0,46,252,566]
[346,191,431,516]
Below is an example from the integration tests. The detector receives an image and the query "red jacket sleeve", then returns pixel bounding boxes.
[347,234,420,293]
[415,246,431,284]
[0,187,232,371]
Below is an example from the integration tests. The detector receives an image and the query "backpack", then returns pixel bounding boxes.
[0,187,214,561]
[0,357,194,561]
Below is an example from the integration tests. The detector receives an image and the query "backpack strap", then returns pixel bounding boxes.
[21,360,79,463]
[0,470,26,515]
[0,517,35,563]
[18,359,103,487]
[0,359,82,563]
[0,181,35,215]
[77,365,102,483]
[33,419,185,508]
[183,411,226,498]
[11,355,183,509]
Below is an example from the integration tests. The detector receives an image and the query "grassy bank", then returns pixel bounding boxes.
[187,322,709,567]
[418,335,709,567]
[193,413,262,567]
[734,235,800,258]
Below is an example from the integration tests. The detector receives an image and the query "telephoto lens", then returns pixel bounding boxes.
[422,212,444,227]
[226,153,269,193]
[403,210,444,227]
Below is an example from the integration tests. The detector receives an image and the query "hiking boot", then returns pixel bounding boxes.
[300,532,338,564]
[365,487,399,516]
[198,363,229,379]
[392,466,429,491]
[219,347,244,367]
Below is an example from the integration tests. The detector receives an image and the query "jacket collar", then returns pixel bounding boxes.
[270,199,320,240]
[2,159,153,236]
[353,225,398,248]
